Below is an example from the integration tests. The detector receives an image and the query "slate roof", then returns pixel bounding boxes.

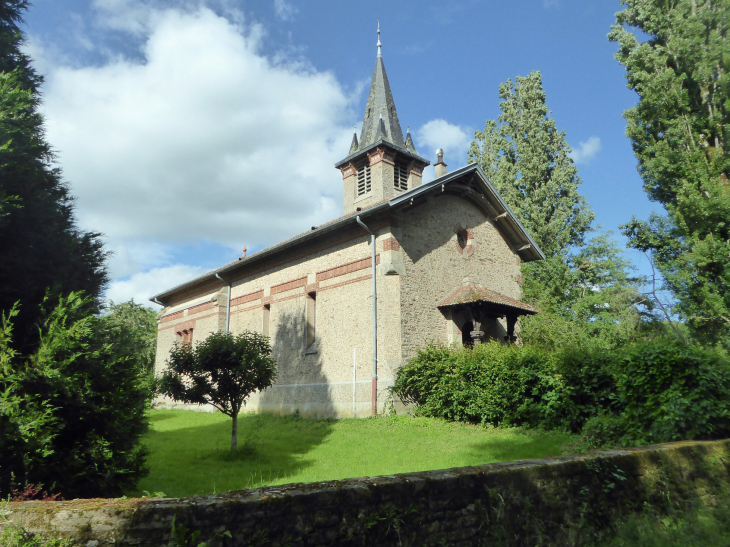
[359,55,405,150]
[438,282,539,315]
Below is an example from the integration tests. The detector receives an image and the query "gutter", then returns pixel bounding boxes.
[356,215,378,417]
[215,273,231,334]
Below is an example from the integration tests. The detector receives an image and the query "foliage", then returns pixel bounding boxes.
[521,231,653,350]
[169,515,231,547]
[0,0,108,355]
[9,483,62,501]
[468,70,594,258]
[394,339,730,446]
[135,410,569,498]
[468,72,652,350]
[392,341,616,431]
[0,525,72,547]
[0,292,149,498]
[609,0,730,350]
[614,340,730,443]
[102,300,158,398]
[159,331,277,453]
[594,493,730,547]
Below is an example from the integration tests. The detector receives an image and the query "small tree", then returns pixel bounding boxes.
[159,331,277,453]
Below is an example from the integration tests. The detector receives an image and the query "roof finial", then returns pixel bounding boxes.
[377,21,381,57]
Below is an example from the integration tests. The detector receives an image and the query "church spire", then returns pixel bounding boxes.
[357,23,406,151]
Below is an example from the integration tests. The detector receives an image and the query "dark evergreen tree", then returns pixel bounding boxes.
[0,0,108,354]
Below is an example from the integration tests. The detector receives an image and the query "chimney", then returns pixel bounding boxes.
[434,148,448,178]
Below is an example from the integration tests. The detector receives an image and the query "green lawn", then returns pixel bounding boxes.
[133,410,571,498]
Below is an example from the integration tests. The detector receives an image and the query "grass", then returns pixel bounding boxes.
[132,410,571,498]
[593,495,730,547]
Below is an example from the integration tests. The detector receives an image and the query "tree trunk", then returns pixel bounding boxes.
[231,412,238,453]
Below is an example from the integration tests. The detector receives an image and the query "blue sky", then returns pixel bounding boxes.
[20,0,658,307]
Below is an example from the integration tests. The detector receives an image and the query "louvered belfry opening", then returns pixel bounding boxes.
[394,160,409,191]
[357,161,372,196]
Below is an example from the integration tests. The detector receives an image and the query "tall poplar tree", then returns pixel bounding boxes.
[469,72,651,348]
[610,0,730,349]
[0,0,107,354]
[468,71,595,258]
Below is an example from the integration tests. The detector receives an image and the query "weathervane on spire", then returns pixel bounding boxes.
[377,21,381,57]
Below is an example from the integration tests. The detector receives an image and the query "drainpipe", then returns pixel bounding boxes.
[152,297,164,308]
[215,273,231,334]
[356,215,378,416]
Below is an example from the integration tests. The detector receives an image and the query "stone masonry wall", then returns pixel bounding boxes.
[5,440,730,547]
[154,224,402,418]
[399,195,522,361]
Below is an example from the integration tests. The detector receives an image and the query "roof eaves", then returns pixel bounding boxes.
[150,201,390,304]
[334,139,430,168]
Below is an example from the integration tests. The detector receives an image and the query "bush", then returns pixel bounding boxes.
[554,347,619,432]
[395,339,730,448]
[0,293,150,498]
[615,340,730,443]
[394,342,572,429]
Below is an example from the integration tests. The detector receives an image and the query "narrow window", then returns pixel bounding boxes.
[393,161,409,191]
[306,292,316,348]
[262,304,270,337]
[357,161,371,196]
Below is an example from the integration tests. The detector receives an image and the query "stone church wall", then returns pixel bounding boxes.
[154,225,402,418]
[399,195,522,361]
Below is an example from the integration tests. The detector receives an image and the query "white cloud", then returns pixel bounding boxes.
[569,136,602,164]
[274,0,298,21]
[106,264,208,307]
[38,4,357,283]
[415,118,473,181]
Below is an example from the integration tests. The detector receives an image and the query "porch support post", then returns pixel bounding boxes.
[506,314,517,343]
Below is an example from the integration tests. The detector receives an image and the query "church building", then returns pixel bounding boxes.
[151,30,544,417]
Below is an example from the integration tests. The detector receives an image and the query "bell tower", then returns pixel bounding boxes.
[335,24,430,216]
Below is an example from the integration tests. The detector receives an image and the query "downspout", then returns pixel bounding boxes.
[152,297,164,308]
[356,215,378,416]
[215,273,231,334]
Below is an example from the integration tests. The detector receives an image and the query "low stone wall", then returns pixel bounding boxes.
[4,440,730,546]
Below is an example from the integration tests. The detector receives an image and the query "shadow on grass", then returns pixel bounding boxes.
[133,412,335,497]
[464,431,571,464]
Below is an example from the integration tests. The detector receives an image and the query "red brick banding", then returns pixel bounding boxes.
[231,290,263,307]
[317,255,380,282]
[187,301,216,316]
[271,277,307,295]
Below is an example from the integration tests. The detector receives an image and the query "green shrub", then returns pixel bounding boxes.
[575,414,626,451]
[555,347,619,432]
[0,293,150,498]
[395,339,730,446]
[394,342,571,429]
[615,340,730,443]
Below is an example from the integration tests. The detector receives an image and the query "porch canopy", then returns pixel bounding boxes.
[437,281,538,343]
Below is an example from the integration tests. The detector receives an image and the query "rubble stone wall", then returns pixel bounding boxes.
[5,440,730,547]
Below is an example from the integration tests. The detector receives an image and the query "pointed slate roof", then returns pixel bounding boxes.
[358,51,405,150]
